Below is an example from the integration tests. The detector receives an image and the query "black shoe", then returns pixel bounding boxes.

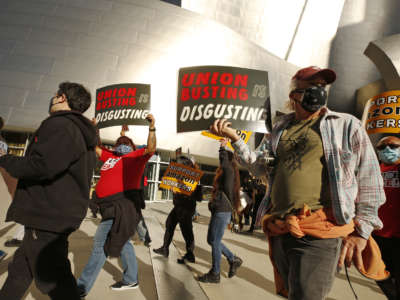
[228,256,243,278]
[110,280,139,290]
[144,239,151,247]
[198,270,220,283]
[153,247,169,258]
[0,250,6,262]
[4,239,22,247]
[77,285,87,299]
[177,251,195,264]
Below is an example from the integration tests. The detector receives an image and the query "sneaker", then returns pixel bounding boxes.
[177,251,195,264]
[228,256,243,278]
[144,239,151,247]
[110,281,139,291]
[198,270,220,283]
[4,238,22,247]
[153,246,169,258]
[77,286,87,299]
[0,250,6,262]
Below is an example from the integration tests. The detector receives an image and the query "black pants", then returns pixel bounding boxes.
[374,235,400,300]
[249,195,263,231]
[271,234,342,300]
[163,207,195,253]
[0,228,80,300]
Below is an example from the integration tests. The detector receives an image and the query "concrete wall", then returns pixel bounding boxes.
[182,0,345,68]
[328,0,400,113]
[0,0,299,162]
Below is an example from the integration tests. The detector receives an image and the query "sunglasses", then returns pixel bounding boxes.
[377,144,400,151]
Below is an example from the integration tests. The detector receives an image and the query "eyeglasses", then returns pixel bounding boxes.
[376,144,400,151]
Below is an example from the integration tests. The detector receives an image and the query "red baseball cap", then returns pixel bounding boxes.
[292,66,336,84]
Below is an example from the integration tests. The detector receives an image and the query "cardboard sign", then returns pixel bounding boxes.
[159,162,204,196]
[95,83,151,129]
[177,66,269,133]
[365,90,400,134]
[201,130,252,150]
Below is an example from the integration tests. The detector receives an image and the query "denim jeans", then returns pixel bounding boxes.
[137,217,150,243]
[271,234,342,300]
[77,219,138,294]
[207,212,234,274]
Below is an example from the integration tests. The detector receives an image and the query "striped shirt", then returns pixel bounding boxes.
[232,108,385,239]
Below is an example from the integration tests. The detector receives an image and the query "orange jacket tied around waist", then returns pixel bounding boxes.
[262,205,389,297]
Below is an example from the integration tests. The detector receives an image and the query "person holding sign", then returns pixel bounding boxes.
[77,114,156,296]
[209,66,386,299]
[373,136,400,300]
[0,82,96,300]
[153,155,202,264]
[198,139,243,283]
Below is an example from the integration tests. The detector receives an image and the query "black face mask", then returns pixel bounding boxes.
[299,85,327,112]
[48,96,56,115]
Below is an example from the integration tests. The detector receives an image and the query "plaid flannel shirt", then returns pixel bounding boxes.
[232,108,385,239]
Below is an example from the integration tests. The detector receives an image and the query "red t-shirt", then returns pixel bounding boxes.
[374,163,400,238]
[95,147,152,198]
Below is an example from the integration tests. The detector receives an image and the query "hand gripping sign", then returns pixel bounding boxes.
[160,162,204,196]
[363,90,400,134]
[177,65,269,133]
[95,83,151,129]
[201,129,252,150]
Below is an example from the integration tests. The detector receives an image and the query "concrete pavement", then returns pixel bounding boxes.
[0,201,386,300]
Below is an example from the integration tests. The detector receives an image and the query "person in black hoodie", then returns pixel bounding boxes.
[153,155,202,264]
[198,139,243,283]
[0,82,96,300]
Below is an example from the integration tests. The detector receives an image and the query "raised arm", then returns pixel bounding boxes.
[144,113,156,155]
[92,118,103,157]
[210,119,271,180]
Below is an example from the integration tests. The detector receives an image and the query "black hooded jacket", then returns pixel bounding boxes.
[0,111,97,233]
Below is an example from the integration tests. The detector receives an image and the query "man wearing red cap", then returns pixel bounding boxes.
[209,66,385,299]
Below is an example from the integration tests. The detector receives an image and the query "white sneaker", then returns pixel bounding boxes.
[110,281,139,291]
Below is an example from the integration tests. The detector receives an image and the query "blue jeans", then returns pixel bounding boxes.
[77,219,138,294]
[207,212,234,274]
[137,218,150,243]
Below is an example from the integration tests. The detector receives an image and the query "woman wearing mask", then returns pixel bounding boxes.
[198,139,242,283]
[373,136,400,300]
[77,115,156,297]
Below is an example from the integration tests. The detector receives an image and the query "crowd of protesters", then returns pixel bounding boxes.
[0,64,397,300]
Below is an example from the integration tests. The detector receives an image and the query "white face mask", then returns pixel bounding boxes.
[377,145,400,164]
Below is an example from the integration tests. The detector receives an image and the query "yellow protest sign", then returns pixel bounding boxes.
[365,90,400,134]
[201,130,252,150]
[159,162,204,196]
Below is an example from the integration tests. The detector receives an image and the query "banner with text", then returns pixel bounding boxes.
[177,66,269,133]
[159,162,204,196]
[365,90,400,134]
[95,83,151,129]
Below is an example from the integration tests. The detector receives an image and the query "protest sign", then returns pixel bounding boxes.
[177,66,269,133]
[95,83,151,129]
[159,162,204,196]
[201,129,252,150]
[364,90,400,134]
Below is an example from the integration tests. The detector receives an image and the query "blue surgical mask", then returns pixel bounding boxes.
[377,146,400,164]
[114,144,133,156]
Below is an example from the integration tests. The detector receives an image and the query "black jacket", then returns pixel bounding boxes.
[0,111,97,233]
[173,184,202,214]
[94,190,141,257]
[209,147,235,213]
